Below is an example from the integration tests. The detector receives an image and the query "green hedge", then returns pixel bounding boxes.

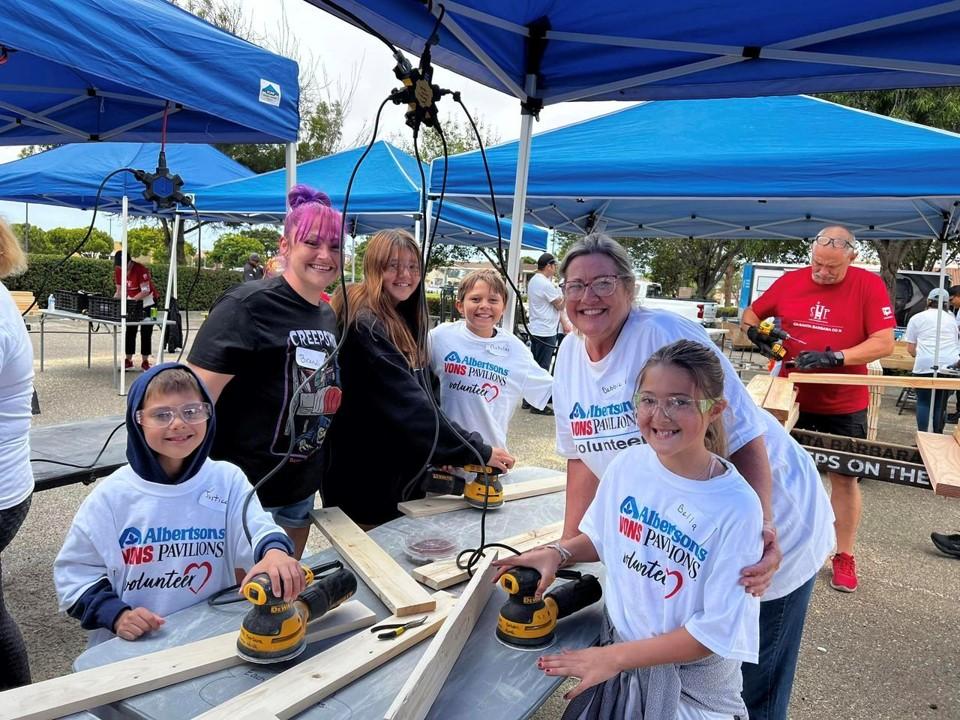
[7,254,242,312]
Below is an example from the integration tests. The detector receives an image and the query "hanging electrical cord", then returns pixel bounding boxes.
[239,94,394,546]
[175,201,203,362]
[21,167,138,317]
[30,420,125,470]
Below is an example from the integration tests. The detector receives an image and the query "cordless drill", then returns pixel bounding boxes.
[496,567,602,649]
[747,319,804,360]
[237,564,357,664]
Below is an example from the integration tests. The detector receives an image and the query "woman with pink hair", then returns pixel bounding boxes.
[189,185,344,557]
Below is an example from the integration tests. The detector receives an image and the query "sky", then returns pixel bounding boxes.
[0,0,634,251]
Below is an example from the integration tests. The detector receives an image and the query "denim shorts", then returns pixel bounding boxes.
[263,494,316,529]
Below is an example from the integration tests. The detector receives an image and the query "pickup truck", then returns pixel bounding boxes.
[635,281,718,326]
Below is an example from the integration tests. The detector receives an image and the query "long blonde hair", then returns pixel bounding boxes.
[0,219,27,279]
[331,229,424,367]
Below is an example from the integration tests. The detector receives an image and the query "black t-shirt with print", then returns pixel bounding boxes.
[188,276,339,507]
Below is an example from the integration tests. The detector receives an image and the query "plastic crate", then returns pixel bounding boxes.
[52,290,89,314]
[87,296,144,322]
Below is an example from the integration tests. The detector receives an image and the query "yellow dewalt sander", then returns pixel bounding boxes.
[237,561,357,664]
[422,464,504,509]
[496,567,602,650]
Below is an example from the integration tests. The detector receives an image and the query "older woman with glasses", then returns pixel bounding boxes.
[551,234,834,720]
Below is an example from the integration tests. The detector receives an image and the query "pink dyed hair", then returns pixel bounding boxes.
[284,184,343,245]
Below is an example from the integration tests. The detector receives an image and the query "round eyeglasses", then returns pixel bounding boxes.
[136,402,212,428]
[560,275,630,300]
[634,393,718,421]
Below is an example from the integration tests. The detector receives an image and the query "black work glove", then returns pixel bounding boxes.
[746,326,779,359]
[794,348,844,370]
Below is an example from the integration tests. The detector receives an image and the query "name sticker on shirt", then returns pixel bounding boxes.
[485,342,510,358]
[199,488,228,512]
[295,347,327,370]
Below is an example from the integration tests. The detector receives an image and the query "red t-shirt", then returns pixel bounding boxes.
[114,262,156,307]
[751,266,895,415]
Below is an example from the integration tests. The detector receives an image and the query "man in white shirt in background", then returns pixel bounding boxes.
[525,253,568,415]
[905,287,960,434]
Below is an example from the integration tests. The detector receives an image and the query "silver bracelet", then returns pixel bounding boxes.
[546,542,573,568]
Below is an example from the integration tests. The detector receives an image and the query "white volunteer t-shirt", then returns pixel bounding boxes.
[904,308,960,374]
[757,411,835,600]
[553,308,765,480]
[429,321,553,449]
[0,283,34,510]
[526,273,562,337]
[54,459,283,645]
[581,444,762,663]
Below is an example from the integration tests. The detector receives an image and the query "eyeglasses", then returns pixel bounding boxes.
[560,275,629,300]
[136,402,212,428]
[634,392,718,421]
[814,234,856,251]
[385,261,421,275]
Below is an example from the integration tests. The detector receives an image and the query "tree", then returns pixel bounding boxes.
[207,233,265,269]
[10,224,50,254]
[44,227,113,258]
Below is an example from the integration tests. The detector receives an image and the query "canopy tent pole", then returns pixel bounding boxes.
[285,142,297,211]
[927,234,950,432]
[119,196,129,396]
[503,74,538,335]
[157,213,180,361]
[23,203,29,252]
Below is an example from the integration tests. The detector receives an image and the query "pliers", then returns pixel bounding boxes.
[369,616,428,640]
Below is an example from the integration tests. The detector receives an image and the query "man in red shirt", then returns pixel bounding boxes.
[742,226,895,593]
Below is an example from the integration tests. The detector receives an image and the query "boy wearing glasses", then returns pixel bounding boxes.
[55,364,302,646]
[742,225,895,593]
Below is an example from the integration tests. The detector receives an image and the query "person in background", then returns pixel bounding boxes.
[525,252,570,415]
[326,229,514,527]
[114,251,158,372]
[242,252,264,283]
[0,219,33,689]
[946,285,960,424]
[742,226,895,594]
[904,288,960,434]
[188,185,343,559]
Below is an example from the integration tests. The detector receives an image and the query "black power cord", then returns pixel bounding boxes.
[30,421,125,470]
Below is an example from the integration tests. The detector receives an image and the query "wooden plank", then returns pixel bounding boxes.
[385,554,499,720]
[411,522,563,590]
[745,374,773,408]
[311,507,436,616]
[762,377,795,422]
[790,373,960,390]
[0,601,375,720]
[801,445,931,490]
[916,431,960,498]
[193,592,456,720]
[790,429,923,465]
[397,474,566,518]
[784,402,800,432]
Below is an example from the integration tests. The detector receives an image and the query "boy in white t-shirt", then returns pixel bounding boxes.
[495,340,762,719]
[54,364,304,646]
[429,270,553,450]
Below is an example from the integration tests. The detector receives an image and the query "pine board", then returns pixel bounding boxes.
[762,377,796,422]
[745,375,773,408]
[915,431,960,498]
[193,592,456,720]
[396,474,566,518]
[0,600,375,720]
[411,522,563,590]
[790,373,960,390]
[311,507,436,616]
[385,554,498,720]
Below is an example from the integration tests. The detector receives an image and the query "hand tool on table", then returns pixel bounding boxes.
[496,567,602,650]
[237,561,358,663]
[370,615,428,640]
[421,463,504,509]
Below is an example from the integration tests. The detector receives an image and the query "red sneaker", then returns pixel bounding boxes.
[830,552,858,592]
[141,360,151,372]
[124,359,133,370]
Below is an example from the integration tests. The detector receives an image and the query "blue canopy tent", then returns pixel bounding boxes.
[0,142,254,215]
[306,0,960,328]
[193,140,547,251]
[430,95,960,242]
[1,0,299,145]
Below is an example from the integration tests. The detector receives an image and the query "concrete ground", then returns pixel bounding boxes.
[6,317,960,719]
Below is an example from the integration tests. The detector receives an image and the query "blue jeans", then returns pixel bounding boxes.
[915,386,947,433]
[530,333,563,374]
[741,575,817,720]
